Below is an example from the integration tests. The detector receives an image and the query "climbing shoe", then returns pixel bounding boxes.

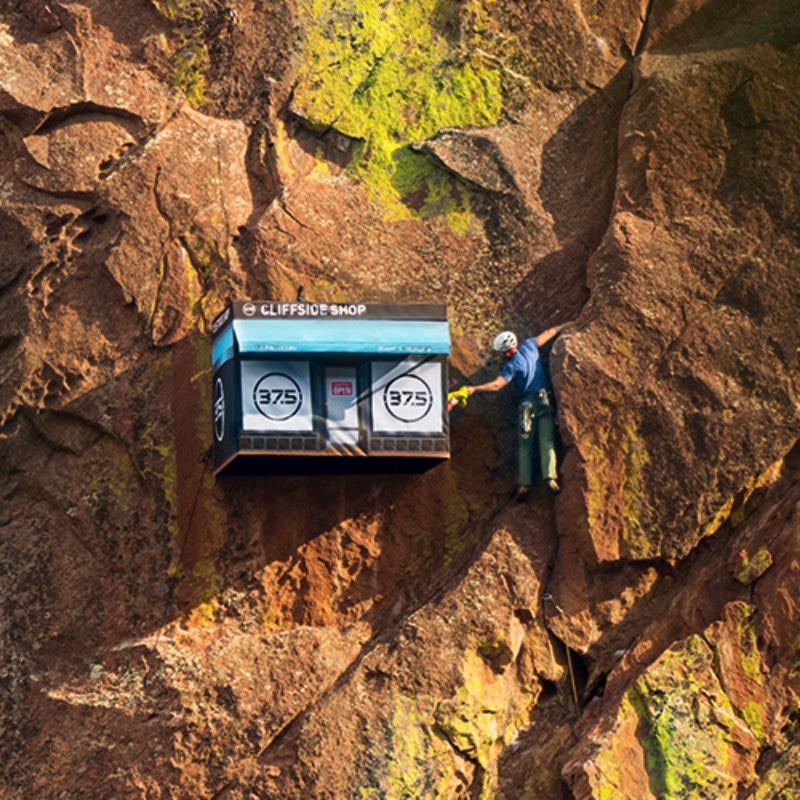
[515,485,532,502]
[545,479,561,494]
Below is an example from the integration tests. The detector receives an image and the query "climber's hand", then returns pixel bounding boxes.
[447,386,470,411]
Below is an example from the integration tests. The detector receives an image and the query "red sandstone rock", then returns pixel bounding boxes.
[0,0,798,798]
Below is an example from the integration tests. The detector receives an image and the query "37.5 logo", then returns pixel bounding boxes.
[383,374,433,423]
[253,373,303,421]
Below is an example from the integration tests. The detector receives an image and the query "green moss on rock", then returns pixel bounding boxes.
[630,635,757,799]
[583,398,656,559]
[754,741,800,799]
[294,0,503,221]
[742,701,767,747]
[171,35,209,108]
[735,605,765,686]
[734,547,773,584]
[584,633,766,798]
[441,467,472,562]
[360,696,460,800]
[435,649,532,772]
[152,0,210,107]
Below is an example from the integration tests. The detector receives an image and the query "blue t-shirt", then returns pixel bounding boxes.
[500,338,550,396]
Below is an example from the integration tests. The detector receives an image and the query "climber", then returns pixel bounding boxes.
[456,324,568,499]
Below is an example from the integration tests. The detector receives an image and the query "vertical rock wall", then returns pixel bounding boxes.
[1,0,798,798]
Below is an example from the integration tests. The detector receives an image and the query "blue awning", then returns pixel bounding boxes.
[212,304,451,369]
[225,318,450,360]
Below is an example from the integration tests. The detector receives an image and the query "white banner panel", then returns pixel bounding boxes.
[241,360,313,432]
[371,360,443,434]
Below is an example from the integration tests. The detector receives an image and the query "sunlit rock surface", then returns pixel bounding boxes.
[1,0,798,797]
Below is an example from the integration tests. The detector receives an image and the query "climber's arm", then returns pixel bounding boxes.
[535,323,569,348]
[467,375,509,396]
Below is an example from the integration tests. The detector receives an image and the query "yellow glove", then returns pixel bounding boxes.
[447,386,470,410]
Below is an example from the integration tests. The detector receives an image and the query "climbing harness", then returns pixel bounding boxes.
[520,400,533,437]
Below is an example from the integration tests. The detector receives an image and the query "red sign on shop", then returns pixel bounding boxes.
[331,381,354,396]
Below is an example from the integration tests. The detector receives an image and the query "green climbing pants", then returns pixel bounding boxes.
[518,390,557,487]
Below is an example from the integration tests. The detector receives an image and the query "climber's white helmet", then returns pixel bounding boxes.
[493,331,518,353]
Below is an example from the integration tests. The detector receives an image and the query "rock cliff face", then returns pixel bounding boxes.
[1,0,799,798]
